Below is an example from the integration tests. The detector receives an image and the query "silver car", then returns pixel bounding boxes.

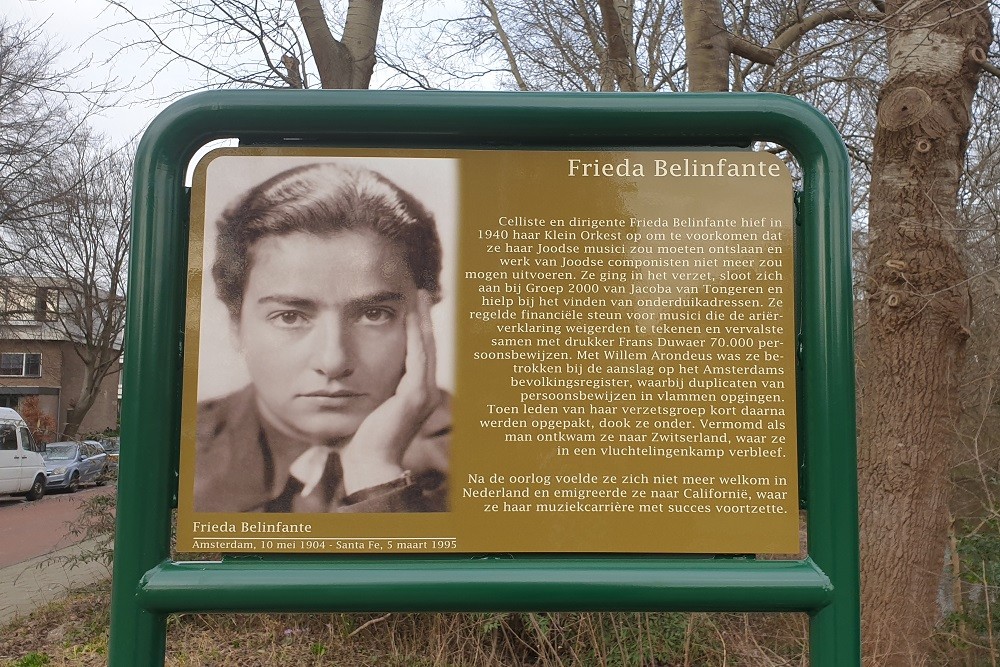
[42,441,109,492]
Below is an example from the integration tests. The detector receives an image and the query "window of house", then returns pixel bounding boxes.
[1,284,60,322]
[1,285,33,320]
[0,353,42,377]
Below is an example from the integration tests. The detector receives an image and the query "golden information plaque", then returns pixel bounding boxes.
[176,148,799,555]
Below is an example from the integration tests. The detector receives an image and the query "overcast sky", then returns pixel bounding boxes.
[10,0,182,142]
[8,0,490,146]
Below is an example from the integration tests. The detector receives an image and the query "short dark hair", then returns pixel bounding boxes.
[213,162,442,319]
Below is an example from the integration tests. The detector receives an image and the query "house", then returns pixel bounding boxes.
[0,277,121,438]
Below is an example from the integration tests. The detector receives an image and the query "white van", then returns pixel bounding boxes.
[0,407,47,501]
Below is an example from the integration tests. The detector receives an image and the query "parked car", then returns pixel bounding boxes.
[42,441,109,492]
[98,436,120,463]
[97,437,120,479]
[0,407,46,501]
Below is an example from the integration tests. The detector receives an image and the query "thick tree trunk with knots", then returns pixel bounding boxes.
[294,0,383,89]
[859,1,992,663]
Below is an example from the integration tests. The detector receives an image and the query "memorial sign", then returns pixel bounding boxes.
[178,147,799,554]
[110,91,859,667]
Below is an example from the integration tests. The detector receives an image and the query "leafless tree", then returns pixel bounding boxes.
[0,19,94,256]
[853,3,992,662]
[427,0,998,661]
[104,0,386,91]
[385,0,686,91]
[669,2,998,663]
[3,136,131,438]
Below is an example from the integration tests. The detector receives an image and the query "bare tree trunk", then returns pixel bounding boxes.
[597,0,640,91]
[859,1,992,663]
[63,362,101,438]
[341,0,383,88]
[681,0,729,91]
[294,0,383,89]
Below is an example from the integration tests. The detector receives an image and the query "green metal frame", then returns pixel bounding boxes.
[110,91,858,666]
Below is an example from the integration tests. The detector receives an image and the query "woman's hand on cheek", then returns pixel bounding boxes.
[339,290,440,494]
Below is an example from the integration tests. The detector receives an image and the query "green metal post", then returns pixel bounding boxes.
[110,91,857,666]
[781,101,861,664]
[109,101,198,665]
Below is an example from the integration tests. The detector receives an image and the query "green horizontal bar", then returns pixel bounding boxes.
[137,557,832,613]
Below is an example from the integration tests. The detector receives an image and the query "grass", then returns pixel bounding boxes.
[0,579,811,666]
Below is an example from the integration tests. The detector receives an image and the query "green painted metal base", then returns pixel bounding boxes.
[138,557,832,613]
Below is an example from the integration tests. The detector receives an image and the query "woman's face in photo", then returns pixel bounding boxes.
[236,229,416,443]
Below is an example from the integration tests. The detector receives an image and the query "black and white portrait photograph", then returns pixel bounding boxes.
[191,155,457,514]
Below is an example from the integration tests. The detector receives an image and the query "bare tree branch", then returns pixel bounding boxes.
[103,0,380,91]
[729,4,883,67]
[729,32,780,65]
[480,0,530,90]
[768,5,882,55]
[0,20,101,255]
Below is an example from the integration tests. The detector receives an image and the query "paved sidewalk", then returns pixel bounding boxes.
[0,538,111,625]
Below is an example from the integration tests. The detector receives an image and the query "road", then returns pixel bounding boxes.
[0,485,114,568]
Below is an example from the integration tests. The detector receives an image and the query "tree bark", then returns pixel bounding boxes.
[859,1,992,663]
[293,0,382,89]
[341,0,383,89]
[63,360,101,438]
[597,0,640,91]
[681,0,729,91]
